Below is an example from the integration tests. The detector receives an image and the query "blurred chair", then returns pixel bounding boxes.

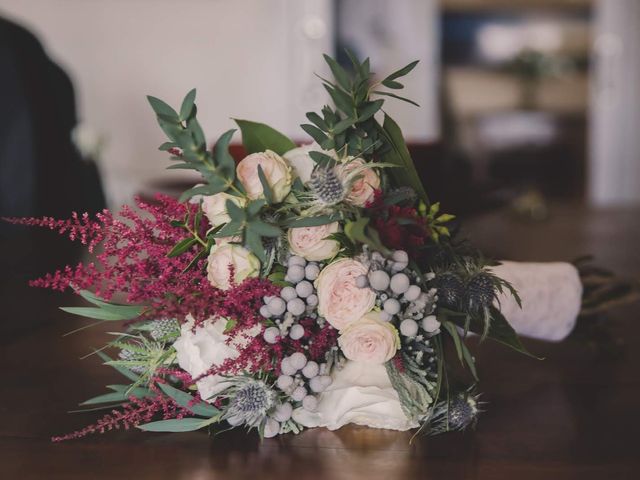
[0,16,105,225]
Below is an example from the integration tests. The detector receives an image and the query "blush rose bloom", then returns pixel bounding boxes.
[202,192,246,228]
[236,150,292,203]
[316,258,376,330]
[207,243,260,290]
[288,222,341,261]
[338,158,380,207]
[338,311,400,364]
[283,143,336,184]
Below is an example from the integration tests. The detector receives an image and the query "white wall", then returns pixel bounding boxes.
[589,0,640,206]
[0,0,439,206]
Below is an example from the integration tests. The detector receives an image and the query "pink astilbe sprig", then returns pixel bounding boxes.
[212,277,280,330]
[18,194,225,322]
[51,394,189,442]
[3,210,112,253]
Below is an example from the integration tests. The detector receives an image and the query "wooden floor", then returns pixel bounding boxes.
[1,202,639,479]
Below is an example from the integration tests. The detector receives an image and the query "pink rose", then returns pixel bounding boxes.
[338,312,400,364]
[288,222,340,261]
[207,244,261,290]
[339,158,380,207]
[236,150,292,202]
[316,258,376,330]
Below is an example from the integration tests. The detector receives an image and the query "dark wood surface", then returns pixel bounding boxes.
[2,202,639,479]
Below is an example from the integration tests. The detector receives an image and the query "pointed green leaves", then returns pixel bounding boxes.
[157,382,219,418]
[179,88,197,121]
[137,418,211,432]
[377,114,429,204]
[61,290,145,321]
[234,119,296,155]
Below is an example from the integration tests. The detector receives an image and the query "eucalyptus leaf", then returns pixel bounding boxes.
[179,88,197,121]
[157,383,219,418]
[167,237,197,258]
[137,418,210,432]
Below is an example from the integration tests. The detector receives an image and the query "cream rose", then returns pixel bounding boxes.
[283,143,336,184]
[288,222,341,261]
[174,315,261,403]
[236,150,292,202]
[207,243,260,290]
[202,192,246,228]
[339,158,380,207]
[316,258,376,330]
[338,312,400,364]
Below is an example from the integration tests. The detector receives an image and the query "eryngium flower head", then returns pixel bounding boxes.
[309,167,345,205]
[434,272,465,307]
[223,378,276,426]
[150,318,180,341]
[447,394,479,430]
[425,392,480,435]
[466,272,495,312]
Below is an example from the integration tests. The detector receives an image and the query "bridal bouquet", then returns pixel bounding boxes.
[8,54,585,441]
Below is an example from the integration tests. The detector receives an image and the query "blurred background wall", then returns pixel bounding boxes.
[0,0,438,207]
[0,0,639,212]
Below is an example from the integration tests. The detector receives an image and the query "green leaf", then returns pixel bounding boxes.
[80,386,152,406]
[377,114,429,204]
[137,418,210,432]
[179,88,197,120]
[96,351,141,382]
[383,60,419,83]
[441,320,478,380]
[300,124,328,145]
[213,129,237,173]
[306,112,329,131]
[381,79,404,89]
[77,290,145,318]
[248,220,282,237]
[373,91,420,107]
[157,383,219,418]
[282,214,342,228]
[357,99,384,122]
[147,95,179,120]
[234,119,296,155]
[167,237,197,258]
[323,84,353,113]
[158,142,176,151]
[308,151,336,168]
[60,307,131,321]
[323,53,351,90]
[485,307,541,359]
[344,217,389,253]
[257,165,274,204]
[246,199,266,217]
[244,229,266,263]
[178,184,220,203]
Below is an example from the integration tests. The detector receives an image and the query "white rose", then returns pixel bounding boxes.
[207,243,260,290]
[288,222,341,261]
[236,150,292,202]
[202,192,246,228]
[338,158,380,207]
[316,258,376,331]
[292,360,418,431]
[173,316,238,403]
[173,315,262,403]
[338,311,400,364]
[283,143,336,184]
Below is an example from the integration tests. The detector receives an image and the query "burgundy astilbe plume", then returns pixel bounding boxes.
[10,194,224,322]
[51,394,189,442]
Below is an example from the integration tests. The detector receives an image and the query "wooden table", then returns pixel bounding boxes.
[2,203,639,479]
